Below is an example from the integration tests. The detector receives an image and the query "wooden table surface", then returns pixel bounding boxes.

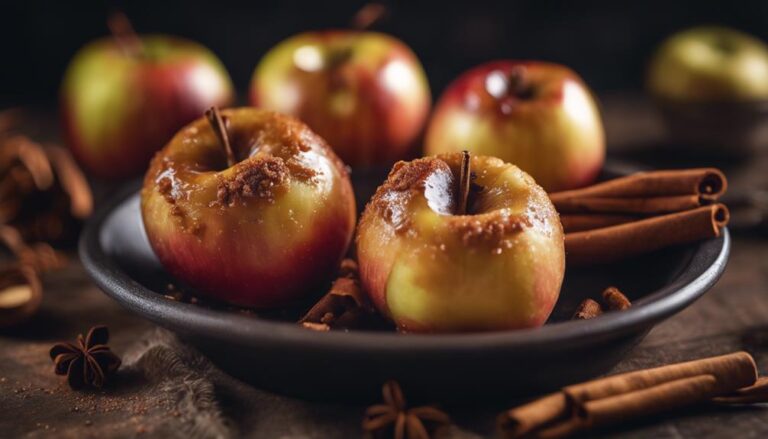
[1,95,768,438]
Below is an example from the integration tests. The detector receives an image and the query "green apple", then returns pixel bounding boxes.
[648,26,768,102]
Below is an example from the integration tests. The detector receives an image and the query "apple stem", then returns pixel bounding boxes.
[205,107,236,168]
[458,150,471,215]
[508,66,533,99]
[351,3,388,30]
[107,11,144,57]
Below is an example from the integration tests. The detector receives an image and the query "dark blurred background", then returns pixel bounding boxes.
[2,0,768,106]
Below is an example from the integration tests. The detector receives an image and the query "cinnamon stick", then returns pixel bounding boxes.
[564,204,729,266]
[498,352,758,439]
[559,213,637,233]
[553,194,703,215]
[577,374,718,429]
[549,168,727,202]
[497,393,568,438]
[564,351,756,403]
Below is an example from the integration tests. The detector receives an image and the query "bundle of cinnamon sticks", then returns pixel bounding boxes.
[498,351,767,438]
[551,168,729,266]
[0,109,91,328]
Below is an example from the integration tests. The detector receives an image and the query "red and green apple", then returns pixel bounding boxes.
[61,25,234,179]
[424,61,605,192]
[249,31,431,167]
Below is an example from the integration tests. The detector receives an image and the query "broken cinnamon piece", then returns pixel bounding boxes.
[711,376,768,405]
[601,287,631,311]
[549,168,727,202]
[577,374,718,430]
[565,204,729,266]
[559,213,637,233]
[300,260,373,330]
[553,194,703,215]
[572,299,603,320]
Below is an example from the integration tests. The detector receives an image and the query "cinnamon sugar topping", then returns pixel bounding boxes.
[453,211,531,246]
[216,156,288,206]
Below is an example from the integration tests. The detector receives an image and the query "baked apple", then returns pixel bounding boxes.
[356,152,565,332]
[141,107,356,307]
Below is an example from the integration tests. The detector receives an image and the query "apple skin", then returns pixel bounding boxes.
[249,31,431,167]
[61,35,234,179]
[424,61,604,192]
[356,153,565,333]
[141,108,356,308]
[648,26,768,102]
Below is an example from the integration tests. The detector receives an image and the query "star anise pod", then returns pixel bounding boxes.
[49,325,121,389]
[363,380,451,439]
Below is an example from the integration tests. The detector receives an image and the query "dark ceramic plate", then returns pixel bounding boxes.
[80,170,730,402]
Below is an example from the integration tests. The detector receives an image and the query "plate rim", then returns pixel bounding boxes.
[79,180,730,353]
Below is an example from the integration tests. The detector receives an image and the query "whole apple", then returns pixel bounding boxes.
[648,26,768,102]
[356,152,565,332]
[141,108,356,307]
[61,33,234,179]
[424,61,604,192]
[249,31,431,167]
